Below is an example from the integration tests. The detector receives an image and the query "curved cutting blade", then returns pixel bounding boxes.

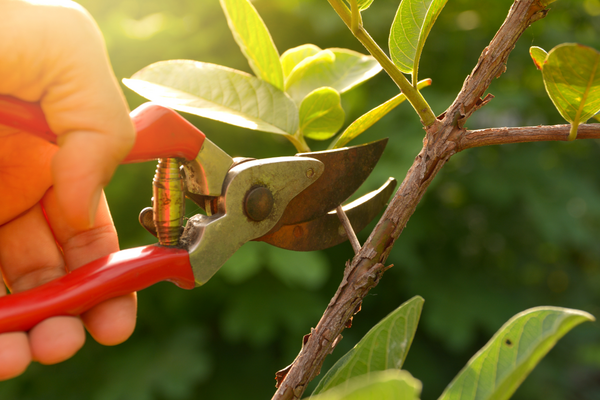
[278,138,388,227]
[256,177,397,251]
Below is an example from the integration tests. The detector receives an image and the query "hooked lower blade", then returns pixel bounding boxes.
[256,178,397,251]
[277,138,388,227]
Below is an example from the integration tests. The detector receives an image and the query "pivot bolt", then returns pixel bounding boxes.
[245,186,274,221]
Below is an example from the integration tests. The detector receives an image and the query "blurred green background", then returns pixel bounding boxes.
[2,0,600,399]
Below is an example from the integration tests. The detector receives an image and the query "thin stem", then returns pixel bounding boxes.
[350,0,361,34]
[327,0,437,127]
[287,134,311,153]
[569,123,578,141]
[335,206,361,253]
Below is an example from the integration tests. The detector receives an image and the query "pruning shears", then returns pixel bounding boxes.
[0,94,396,334]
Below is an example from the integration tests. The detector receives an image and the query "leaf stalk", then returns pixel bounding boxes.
[327,0,437,127]
[288,134,311,153]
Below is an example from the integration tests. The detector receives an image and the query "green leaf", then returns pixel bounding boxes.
[299,87,345,141]
[310,370,421,400]
[124,60,298,135]
[529,46,548,70]
[389,0,449,79]
[542,43,600,140]
[220,0,284,90]
[438,306,594,400]
[595,112,600,122]
[330,78,432,149]
[285,48,382,104]
[345,0,375,11]
[281,44,322,79]
[313,296,424,395]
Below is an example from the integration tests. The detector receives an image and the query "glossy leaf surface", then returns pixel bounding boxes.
[313,296,423,395]
[124,61,298,135]
[438,307,594,400]
[220,0,284,90]
[331,79,431,149]
[310,370,421,400]
[542,43,600,140]
[285,48,382,104]
[529,46,547,70]
[389,0,448,77]
[299,87,345,141]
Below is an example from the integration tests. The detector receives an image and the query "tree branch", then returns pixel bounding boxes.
[459,124,600,150]
[272,2,561,399]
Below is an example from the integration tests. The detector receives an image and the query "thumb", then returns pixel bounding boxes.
[34,3,135,230]
[1,1,135,230]
[51,130,132,230]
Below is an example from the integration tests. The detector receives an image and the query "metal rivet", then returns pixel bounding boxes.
[293,225,303,238]
[245,186,274,221]
[306,168,315,178]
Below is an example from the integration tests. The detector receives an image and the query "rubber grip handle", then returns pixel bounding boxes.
[0,95,205,163]
[0,245,196,334]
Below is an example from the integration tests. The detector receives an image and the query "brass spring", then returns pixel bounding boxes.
[153,158,185,246]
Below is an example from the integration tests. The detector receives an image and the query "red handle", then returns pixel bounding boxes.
[0,95,205,163]
[0,245,196,334]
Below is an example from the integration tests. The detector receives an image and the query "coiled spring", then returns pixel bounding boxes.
[153,158,184,246]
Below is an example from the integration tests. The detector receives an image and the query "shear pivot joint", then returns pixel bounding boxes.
[245,186,274,221]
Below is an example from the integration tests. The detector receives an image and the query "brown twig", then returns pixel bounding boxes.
[459,124,600,150]
[335,206,361,254]
[271,2,564,399]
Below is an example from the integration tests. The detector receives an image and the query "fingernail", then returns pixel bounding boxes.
[88,187,103,228]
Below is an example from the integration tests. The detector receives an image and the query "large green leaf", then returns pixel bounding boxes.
[310,370,421,400]
[299,87,345,141]
[281,44,322,79]
[389,0,448,79]
[541,43,600,140]
[220,0,284,90]
[438,306,594,400]
[285,48,382,104]
[124,60,298,135]
[313,296,424,395]
[330,78,432,149]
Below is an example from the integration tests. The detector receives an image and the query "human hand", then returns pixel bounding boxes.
[0,0,136,379]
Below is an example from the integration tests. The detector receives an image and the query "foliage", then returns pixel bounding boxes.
[389,0,448,85]
[438,307,594,400]
[313,296,423,395]
[1,1,599,400]
[311,370,422,400]
[529,43,600,140]
[124,0,383,152]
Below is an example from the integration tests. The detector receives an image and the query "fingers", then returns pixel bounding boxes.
[0,131,55,226]
[0,276,29,380]
[42,188,137,346]
[42,4,135,230]
[0,332,30,381]
[0,204,85,377]
[0,1,135,230]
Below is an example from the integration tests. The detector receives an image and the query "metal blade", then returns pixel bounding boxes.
[278,138,388,227]
[256,177,397,251]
